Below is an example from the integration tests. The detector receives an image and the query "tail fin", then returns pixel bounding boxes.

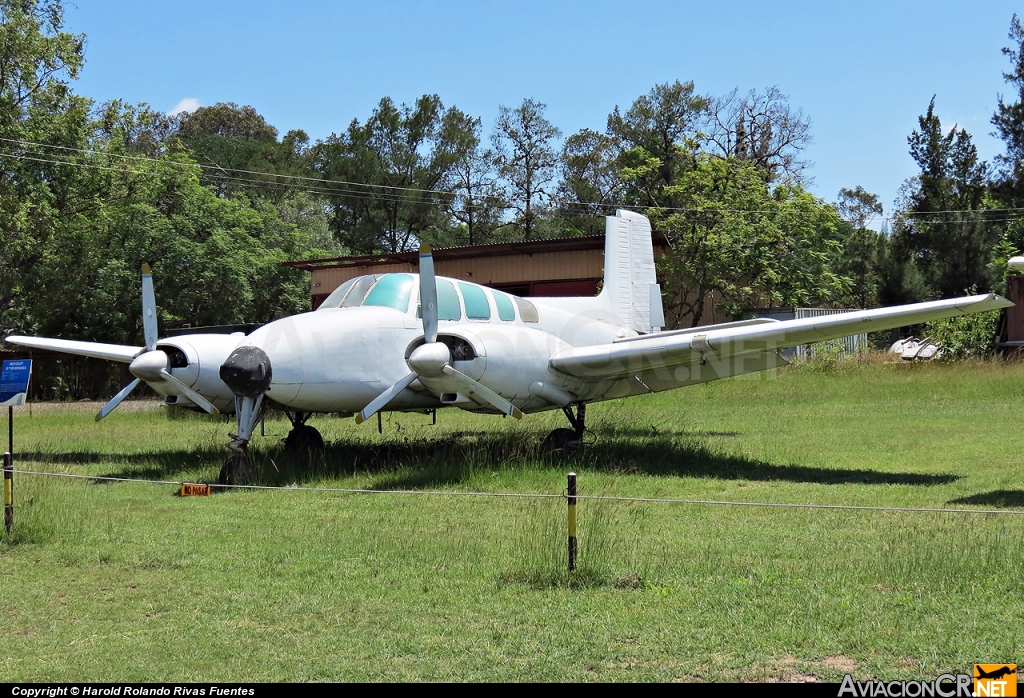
[597,210,665,333]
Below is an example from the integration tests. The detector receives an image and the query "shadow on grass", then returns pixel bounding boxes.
[947,490,1024,508]
[23,429,959,491]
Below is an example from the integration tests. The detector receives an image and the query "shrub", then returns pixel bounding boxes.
[923,309,1000,361]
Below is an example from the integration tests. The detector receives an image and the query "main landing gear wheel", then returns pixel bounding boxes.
[283,411,324,451]
[219,453,255,486]
[541,428,581,453]
[542,403,588,454]
[284,424,324,451]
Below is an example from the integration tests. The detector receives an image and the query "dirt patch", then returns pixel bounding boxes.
[825,655,857,673]
[765,672,820,683]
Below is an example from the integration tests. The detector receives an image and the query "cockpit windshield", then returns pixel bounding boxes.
[317,274,414,312]
[316,273,537,322]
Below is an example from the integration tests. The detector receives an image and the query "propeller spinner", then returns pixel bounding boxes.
[356,244,523,424]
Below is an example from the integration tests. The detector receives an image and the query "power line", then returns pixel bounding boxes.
[5,135,1024,224]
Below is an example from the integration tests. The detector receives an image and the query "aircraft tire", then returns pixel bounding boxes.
[542,428,581,453]
[219,453,256,486]
[284,424,325,451]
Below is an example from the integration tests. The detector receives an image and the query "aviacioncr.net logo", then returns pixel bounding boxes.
[974,665,1017,697]
[838,674,973,697]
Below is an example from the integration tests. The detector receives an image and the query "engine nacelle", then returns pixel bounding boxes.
[155,333,247,413]
[433,325,582,413]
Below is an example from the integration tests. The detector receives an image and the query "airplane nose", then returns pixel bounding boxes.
[219,345,273,396]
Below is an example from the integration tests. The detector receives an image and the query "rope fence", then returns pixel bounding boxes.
[10,467,1024,517]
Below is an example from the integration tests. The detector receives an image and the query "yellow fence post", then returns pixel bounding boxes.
[4,451,12,535]
[567,472,577,572]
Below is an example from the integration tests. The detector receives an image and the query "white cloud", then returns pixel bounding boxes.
[168,97,200,116]
[943,121,963,135]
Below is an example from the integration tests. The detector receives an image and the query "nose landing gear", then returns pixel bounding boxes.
[218,346,273,486]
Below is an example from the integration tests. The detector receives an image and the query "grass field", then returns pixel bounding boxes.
[2,358,1023,682]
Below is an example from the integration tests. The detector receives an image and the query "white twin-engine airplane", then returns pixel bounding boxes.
[4,210,1013,483]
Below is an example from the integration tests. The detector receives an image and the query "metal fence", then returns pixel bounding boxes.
[743,307,868,361]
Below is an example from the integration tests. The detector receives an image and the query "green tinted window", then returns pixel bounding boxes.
[364,274,413,312]
[490,290,516,321]
[317,277,359,310]
[436,279,462,320]
[459,282,490,320]
[341,275,379,308]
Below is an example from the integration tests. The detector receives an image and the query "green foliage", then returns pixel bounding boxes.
[651,155,850,327]
[313,95,479,253]
[491,98,562,240]
[992,13,1024,197]
[924,309,1000,361]
[895,98,998,299]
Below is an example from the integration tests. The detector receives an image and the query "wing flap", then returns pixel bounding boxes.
[551,294,1012,379]
[4,335,142,363]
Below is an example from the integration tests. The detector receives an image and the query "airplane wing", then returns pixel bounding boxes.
[3,335,142,363]
[550,294,1012,379]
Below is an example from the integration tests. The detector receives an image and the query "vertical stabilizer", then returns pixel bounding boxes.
[598,210,661,333]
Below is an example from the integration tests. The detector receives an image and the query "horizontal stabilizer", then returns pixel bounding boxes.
[4,335,142,363]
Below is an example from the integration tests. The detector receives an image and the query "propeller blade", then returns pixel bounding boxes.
[141,264,158,352]
[95,378,142,421]
[440,365,523,419]
[355,372,418,424]
[419,243,438,344]
[157,369,220,415]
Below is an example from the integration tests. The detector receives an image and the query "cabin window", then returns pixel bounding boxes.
[490,290,516,321]
[317,276,360,310]
[436,279,462,320]
[363,274,413,312]
[459,282,490,320]
[514,296,539,323]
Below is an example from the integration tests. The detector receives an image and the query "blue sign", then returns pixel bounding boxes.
[0,359,32,407]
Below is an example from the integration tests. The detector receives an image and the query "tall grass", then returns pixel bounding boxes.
[876,517,1024,590]
[2,471,87,546]
[499,494,650,589]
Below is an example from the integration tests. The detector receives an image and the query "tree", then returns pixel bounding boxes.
[176,102,278,142]
[988,14,1024,287]
[836,185,882,229]
[442,116,504,246]
[314,95,477,253]
[834,186,885,308]
[705,87,812,181]
[992,14,1024,200]
[175,102,313,202]
[0,0,89,336]
[606,80,707,207]
[491,98,561,240]
[651,155,849,327]
[897,98,997,298]
[555,128,621,236]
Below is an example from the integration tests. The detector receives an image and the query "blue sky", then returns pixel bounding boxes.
[66,1,1023,226]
